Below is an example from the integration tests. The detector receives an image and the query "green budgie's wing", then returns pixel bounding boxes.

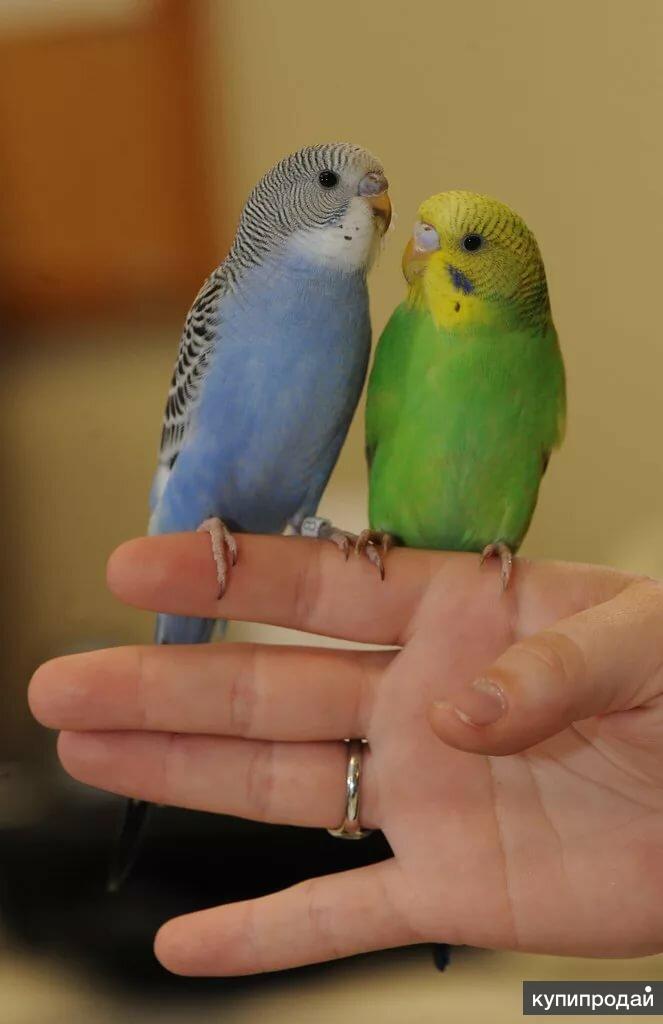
[542,344,566,470]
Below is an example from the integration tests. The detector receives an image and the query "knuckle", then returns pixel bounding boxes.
[515,629,585,696]
[159,731,188,805]
[245,741,275,820]
[292,543,324,631]
[303,878,342,960]
[227,649,260,736]
[630,576,663,606]
[353,653,382,735]
[242,900,269,973]
[133,646,156,730]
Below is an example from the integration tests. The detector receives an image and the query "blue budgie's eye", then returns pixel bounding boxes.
[461,233,484,252]
[318,170,339,188]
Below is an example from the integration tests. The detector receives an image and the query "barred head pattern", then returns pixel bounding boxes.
[227,142,386,276]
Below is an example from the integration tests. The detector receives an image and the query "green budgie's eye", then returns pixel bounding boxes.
[461,233,484,253]
[318,170,339,189]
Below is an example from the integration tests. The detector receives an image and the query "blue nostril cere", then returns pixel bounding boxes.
[447,264,474,294]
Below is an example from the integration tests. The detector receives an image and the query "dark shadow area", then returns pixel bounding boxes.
[0,783,393,999]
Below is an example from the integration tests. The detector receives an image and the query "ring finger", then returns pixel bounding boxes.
[57,730,380,830]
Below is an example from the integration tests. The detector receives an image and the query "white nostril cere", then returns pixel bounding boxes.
[413,220,440,253]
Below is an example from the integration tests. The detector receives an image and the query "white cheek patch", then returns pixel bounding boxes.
[287,196,381,273]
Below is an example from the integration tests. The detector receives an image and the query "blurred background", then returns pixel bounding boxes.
[2,0,663,1020]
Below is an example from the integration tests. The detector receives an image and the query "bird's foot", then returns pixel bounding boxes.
[355,529,395,581]
[197,517,238,598]
[299,518,394,579]
[480,541,514,591]
[327,528,356,560]
[300,516,357,559]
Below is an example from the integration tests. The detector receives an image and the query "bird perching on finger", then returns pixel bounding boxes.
[361,190,566,588]
[107,143,391,892]
[357,189,565,975]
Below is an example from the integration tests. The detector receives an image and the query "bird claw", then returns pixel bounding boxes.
[326,528,355,561]
[355,529,395,581]
[298,517,355,560]
[197,517,238,598]
[480,542,513,591]
[299,517,394,579]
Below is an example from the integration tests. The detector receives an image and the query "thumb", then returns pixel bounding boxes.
[429,578,663,755]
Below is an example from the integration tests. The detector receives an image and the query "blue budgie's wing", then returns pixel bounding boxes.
[150,266,229,513]
[148,271,233,652]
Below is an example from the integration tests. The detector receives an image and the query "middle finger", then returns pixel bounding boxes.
[29,644,391,741]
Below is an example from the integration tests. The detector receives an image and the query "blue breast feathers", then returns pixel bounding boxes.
[153,251,371,537]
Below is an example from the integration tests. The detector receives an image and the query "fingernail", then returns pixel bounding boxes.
[437,678,506,728]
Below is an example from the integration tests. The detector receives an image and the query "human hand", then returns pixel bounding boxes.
[29,535,663,974]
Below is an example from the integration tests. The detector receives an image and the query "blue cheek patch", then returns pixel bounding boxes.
[447,264,475,294]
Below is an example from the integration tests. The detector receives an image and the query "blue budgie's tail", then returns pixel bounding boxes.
[107,797,151,893]
[155,613,218,645]
[107,614,223,892]
[432,943,451,971]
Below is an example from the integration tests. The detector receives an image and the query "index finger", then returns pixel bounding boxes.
[107,533,436,645]
[107,533,634,646]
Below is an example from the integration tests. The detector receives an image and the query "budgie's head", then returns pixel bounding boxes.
[403,191,550,331]
[231,143,391,275]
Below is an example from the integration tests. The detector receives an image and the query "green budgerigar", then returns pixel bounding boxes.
[361,190,566,587]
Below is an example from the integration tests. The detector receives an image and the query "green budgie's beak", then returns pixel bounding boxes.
[402,235,430,283]
[402,220,440,283]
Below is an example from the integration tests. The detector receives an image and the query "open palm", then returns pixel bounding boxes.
[29,534,663,974]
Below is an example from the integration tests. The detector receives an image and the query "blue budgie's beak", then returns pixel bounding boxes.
[359,172,392,232]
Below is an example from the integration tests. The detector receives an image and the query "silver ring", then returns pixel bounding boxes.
[328,739,373,840]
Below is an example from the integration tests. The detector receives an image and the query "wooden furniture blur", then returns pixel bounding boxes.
[0,0,216,321]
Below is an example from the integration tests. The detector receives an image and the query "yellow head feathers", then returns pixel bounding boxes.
[403,190,551,332]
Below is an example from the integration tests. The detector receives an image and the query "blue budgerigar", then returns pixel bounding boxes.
[108,142,391,890]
